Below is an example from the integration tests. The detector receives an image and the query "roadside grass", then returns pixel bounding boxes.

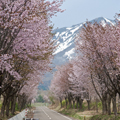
[90,114,120,120]
[49,100,120,120]
[59,108,92,120]
[0,99,2,110]
[15,103,19,111]
[58,107,120,120]
[0,103,2,110]
[53,100,120,120]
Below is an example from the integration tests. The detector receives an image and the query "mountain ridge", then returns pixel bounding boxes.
[38,17,115,90]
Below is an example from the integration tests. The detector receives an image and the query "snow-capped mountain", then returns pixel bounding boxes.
[52,17,115,66]
[39,17,115,90]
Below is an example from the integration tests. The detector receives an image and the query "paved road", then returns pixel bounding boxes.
[34,106,75,120]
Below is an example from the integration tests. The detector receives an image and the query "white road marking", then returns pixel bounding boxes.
[41,107,51,119]
[45,107,72,120]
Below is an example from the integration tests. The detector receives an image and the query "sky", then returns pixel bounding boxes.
[51,0,120,29]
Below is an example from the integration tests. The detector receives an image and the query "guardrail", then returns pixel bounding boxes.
[8,109,28,120]
[23,118,39,120]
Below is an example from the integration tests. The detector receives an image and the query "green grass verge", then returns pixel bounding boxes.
[59,108,92,120]
[56,100,120,120]
[90,114,120,120]
[0,100,2,109]
[59,108,120,120]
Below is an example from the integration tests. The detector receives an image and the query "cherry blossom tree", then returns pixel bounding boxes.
[50,61,93,110]
[50,64,70,107]
[75,21,120,115]
[0,0,64,117]
[51,16,120,115]
[43,95,50,103]
[68,59,97,110]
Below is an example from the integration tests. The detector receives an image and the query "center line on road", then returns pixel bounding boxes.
[41,107,51,119]
[46,107,72,120]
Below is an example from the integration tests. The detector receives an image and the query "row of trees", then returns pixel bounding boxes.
[50,17,120,116]
[0,0,64,118]
[36,95,44,103]
[36,94,50,103]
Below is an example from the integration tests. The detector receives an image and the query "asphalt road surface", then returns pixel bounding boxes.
[34,106,75,120]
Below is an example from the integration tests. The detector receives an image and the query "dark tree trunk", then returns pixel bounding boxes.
[18,95,21,111]
[19,94,27,111]
[60,97,62,108]
[102,100,106,115]
[107,95,111,115]
[112,94,117,116]
[76,97,79,109]
[1,96,7,117]
[79,98,83,111]
[65,97,68,109]
[68,96,72,108]
[6,98,10,117]
[102,93,108,115]
[0,71,4,97]
[105,99,107,114]
[103,100,107,114]
[11,97,14,112]
[11,96,17,115]
[87,100,90,110]
[20,98,24,111]
[118,94,120,113]
[73,100,75,109]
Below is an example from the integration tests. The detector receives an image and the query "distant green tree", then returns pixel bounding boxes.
[49,96,55,105]
[36,95,44,103]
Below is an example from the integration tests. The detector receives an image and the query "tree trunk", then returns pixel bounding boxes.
[107,95,111,115]
[20,98,24,111]
[79,98,83,111]
[6,98,10,117]
[18,95,21,111]
[68,96,72,108]
[87,100,90,110]
[102,100,106,115]
[1,96,7,117]
[105,99,107,114]
[118,94,120,113]
[20,94,26,111]
[112,94,117,116]
[65,97,68,109]
[60,98,62,108]
[11,96,17,115]
[73,100,75,109]
[102,93,108,115]
[76,97,79,109]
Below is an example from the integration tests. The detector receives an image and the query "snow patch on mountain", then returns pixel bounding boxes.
[55,32,59,37]
[104,18,114,26]
[66,27,72,30]
[70,25,81,34]
[39,17,116,90]
[64,48,75,59]
[53,38,73,55]
[53,25,82,56]
[53,17,115,60]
